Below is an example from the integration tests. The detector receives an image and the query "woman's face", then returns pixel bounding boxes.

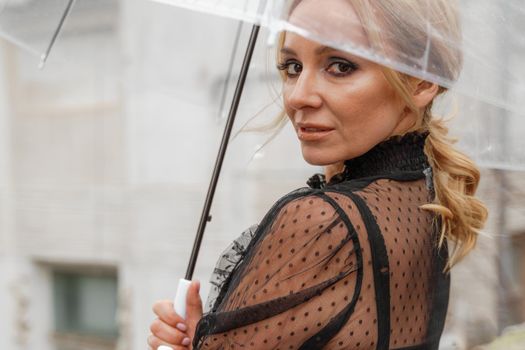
[281,0,415,166]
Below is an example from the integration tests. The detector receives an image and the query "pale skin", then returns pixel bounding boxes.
[148,280,202,350]
[148,1,439,348]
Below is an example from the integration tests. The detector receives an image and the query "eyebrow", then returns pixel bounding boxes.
[280,45,338,56]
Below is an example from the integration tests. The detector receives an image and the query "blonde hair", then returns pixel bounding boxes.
[270,0,488,268]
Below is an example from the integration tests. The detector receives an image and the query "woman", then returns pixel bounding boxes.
[148,0,488,349]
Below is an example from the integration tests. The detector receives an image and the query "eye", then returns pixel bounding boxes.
[326,59,358,77]
[277,60,302,77]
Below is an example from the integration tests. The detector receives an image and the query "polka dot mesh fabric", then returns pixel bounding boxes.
[193,132,450,350]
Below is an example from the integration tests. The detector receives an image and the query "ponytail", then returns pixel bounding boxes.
[380,67,488,269]
[421,116,488,268]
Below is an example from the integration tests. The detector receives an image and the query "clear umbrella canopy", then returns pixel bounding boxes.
[152,0,525,170]
[0,0,75,66]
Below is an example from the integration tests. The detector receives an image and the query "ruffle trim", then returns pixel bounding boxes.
[307,131,430,189]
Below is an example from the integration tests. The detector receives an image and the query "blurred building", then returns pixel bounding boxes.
[0,1,310,349]
[0,1,524,350]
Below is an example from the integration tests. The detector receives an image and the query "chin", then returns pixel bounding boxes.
[301,143,367,165]
[301,149,341,166]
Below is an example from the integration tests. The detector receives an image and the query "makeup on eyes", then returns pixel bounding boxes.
[277,62,299,78]
[326,57,359,76]
[276,56,359,78]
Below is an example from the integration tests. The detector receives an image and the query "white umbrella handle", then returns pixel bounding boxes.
[174,278,191,318]
[157,278,191,350]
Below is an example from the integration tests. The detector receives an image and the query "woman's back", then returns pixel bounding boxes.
[194,132,449,350]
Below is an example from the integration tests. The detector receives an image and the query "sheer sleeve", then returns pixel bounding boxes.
[205,224,258,312]
[193,191,370,349]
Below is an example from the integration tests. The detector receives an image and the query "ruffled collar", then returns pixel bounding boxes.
[307,131,430,189]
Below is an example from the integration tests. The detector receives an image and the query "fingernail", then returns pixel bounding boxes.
[193,280,200,290]
[176,323,187,331]
[182,337,191,346]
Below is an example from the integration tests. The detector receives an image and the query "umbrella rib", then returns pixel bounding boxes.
[185,23,261,280]
[39,0,76,68]
[217,21,244,120]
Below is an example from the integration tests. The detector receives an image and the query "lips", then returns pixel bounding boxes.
[296,123,335,141]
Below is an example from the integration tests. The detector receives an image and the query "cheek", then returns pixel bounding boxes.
[337,80,402,129]
[331,79,404,149]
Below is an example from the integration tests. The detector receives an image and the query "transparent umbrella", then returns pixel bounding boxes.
[0,0,75,67]
[152,0,525,168]
[148,0,525,304]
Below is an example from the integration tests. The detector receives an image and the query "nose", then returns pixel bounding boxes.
[285,70,323,111]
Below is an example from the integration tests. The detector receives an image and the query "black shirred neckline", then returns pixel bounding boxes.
[307,131,430,189]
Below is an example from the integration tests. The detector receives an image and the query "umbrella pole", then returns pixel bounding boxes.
[185,24,261,280]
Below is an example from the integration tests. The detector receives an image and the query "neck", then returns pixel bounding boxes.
[341,131,430,181]
[307,131,431,189]
[324,162,345,183]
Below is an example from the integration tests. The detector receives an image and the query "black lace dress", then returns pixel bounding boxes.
[194,132,450,350]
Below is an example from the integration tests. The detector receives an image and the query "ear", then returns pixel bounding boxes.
[412,80,439,109]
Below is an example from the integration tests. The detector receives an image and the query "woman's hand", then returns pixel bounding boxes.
[148,280,203,350]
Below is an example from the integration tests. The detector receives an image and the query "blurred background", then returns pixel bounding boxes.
[0,0,524,349]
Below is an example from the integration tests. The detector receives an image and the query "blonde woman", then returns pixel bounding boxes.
[148,0,488,349]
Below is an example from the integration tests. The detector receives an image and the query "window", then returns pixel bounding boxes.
[52,270,118,341]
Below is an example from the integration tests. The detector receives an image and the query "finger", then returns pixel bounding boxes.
[147,334,189,350]
[153,299,186,326]
[186,280,203,342]
[186,280,203,324]
[150,318,188,345]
